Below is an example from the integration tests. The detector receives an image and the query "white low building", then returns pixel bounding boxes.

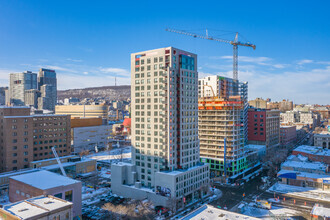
[0,195,73,220]
[72,125,112,153]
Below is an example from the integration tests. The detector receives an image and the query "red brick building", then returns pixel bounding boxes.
[292,145,330,165]
[247,108,280,153]
[280,126,297,147]
[0,106,71,173]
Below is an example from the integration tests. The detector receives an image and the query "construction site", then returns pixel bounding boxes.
[198,77,252,180]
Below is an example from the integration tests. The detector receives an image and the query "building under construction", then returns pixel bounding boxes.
[199,76,260,182]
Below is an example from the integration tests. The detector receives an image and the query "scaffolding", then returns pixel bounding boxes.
[198,80,248,177]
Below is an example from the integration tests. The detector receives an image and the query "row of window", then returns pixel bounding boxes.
[34,140,67,145]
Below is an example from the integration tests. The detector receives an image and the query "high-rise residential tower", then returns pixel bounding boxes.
[112,47,209,209]
[38,68,57,111]
[9,71,37,106]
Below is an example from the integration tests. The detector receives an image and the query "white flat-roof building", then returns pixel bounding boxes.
[0,195,72,220]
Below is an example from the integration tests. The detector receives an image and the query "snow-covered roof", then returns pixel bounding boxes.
[311,205,330,217]
[3,201,47,219]
[293,145,330,156]
[2,196,71,219]
[282,160,327,171]
[181,204,259,220]
[27,196,72,211]
[278,169,330,180]
[287,154,308,162]
[245,144,266,151]
[10,170,80,190]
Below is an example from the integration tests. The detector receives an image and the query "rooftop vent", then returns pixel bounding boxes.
[18,208,28,212]
[44,201,54,204]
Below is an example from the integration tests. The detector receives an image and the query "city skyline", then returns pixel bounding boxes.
[0,0,329,104]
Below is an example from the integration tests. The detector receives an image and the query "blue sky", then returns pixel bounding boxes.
[0,1,329,104]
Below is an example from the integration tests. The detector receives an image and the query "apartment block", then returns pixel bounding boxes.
[71,125,111,153]
[112,47,209,209]
[249,97,267,109]
[248,108,280,152]
[9,71,37,106]
[0,106,71,173]
[280,126,297,147]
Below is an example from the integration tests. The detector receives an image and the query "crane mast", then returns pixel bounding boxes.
[165,28,256,81]
[52,146,67,177]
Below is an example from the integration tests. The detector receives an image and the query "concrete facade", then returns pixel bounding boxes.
[314,132,330,149]
[71,125,111,153]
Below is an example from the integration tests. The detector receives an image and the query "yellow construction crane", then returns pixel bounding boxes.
[165,28,256,81]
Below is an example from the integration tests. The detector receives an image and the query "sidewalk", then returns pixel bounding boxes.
[267,183,330,202]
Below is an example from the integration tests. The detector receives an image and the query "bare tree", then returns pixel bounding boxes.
[167,197,178,214]
[102,200,155,220]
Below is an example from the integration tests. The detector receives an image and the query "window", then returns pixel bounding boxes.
[65,190,73,201]
[54,193,62,199]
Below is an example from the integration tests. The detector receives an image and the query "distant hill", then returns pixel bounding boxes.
[58,85,131,101]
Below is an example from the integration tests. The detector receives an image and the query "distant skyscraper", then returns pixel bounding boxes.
[9,71,37,106]
[38,68,57,111]
[24,89,40,109]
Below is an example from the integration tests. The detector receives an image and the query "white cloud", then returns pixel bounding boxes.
[66,58,83,62]
[297,59,313,65]
[99,67,130,77]
[240,66,330,104]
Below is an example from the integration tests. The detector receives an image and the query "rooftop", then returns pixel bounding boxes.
[3,201,47,219]
[2,196,72,219]
[27,196,71,211]
[311,205,330,217]
[278,169,330,180]
[293,145,330,157]
[181,204,259,220]
[282,160,327,171]
[245,144,266,150]
[10,170,80,190]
